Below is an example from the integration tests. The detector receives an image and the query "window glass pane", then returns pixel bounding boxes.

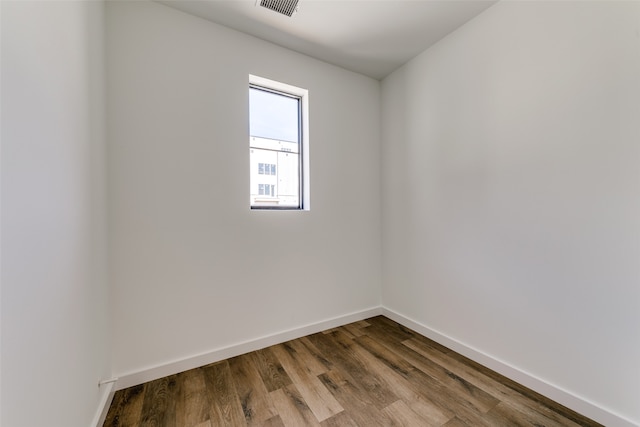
[249,81,303,209]
[250,88,299,143]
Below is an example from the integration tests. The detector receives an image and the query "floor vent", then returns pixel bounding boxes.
[258,0,299,17]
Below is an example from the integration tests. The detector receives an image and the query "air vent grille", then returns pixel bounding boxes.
[259,0,299,17]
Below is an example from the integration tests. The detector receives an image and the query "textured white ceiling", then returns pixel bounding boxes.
[157,0,496,80]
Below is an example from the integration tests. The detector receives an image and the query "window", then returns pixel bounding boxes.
[257,163,277,176]
[249,75,309,210]
[258,183,275,196]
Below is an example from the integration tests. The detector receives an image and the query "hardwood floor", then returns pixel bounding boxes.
[104,316,601,426]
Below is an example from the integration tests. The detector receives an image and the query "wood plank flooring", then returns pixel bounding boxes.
[104,316,602,427]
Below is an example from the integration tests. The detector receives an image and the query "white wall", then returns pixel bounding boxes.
[1,1,110,426]
[381,1,640,425]
[107,1,381,377]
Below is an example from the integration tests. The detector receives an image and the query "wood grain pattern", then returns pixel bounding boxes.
[104,384,146,427]
[176,368,209,427]
[140,375,180,426]
[317,368,392,427]
[270,385,321,427]
[251,348,293,393]
[202,361,246,426]
[104,316,602,426]
[228,354,278,426]
[270,343,343,421]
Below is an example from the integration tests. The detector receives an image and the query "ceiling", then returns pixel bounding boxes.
[157,0,497,80]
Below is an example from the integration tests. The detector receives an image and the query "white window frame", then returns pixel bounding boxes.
[249,74,310,210]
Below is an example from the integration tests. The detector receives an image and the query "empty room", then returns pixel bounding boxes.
[1,0,638,426]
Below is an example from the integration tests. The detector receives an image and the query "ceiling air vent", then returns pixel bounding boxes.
[258,0,299,17]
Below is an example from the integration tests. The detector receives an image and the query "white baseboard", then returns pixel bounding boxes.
[91,380,116,427]
[381,307,638,427]
[113,306,382,391]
